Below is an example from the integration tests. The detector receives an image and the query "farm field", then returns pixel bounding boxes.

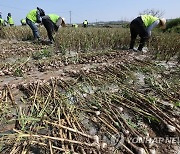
[0,26,180,154]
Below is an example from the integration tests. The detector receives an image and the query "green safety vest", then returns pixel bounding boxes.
[0,18,4,26]
[73,24,78,28]
[83,20,88,25]
[48,14,60,24]
[141,15,159,27]
[7,16,14,25]
[26,9,37,23]
[21,19,26,24]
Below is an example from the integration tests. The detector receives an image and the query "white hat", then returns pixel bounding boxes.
[160,18,166,29]
[61,17,66,27]
[62,17,65,22]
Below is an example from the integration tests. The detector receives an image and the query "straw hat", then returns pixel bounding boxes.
[61,17,66,27]
[62,17,65,22]
[159,18,166,29]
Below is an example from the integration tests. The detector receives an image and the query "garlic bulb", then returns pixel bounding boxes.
[138,148,146,154]
[149,148,156,154]
[93,135,99,143]
[95,111,100,116]
[119,107,124,112]
[101,142,107,149]
[167,124,176,132]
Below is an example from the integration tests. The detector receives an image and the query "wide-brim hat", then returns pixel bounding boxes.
[160,18,166,29]
[61,17,66,27]
[61,17,65,22]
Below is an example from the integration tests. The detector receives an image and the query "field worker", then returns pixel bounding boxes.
[0,16,5,27]
[7,13,14,26]
[21,19,26,26]
[83,20,88,28]
[26,7,45,40]
[129,14,166,51]
[72,23,78,28]
[42,14,66,44]
[0,13,5,27]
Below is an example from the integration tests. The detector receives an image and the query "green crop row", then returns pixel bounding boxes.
[0,26,180,62]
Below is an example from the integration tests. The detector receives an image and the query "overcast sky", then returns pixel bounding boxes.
[0,0,179,25]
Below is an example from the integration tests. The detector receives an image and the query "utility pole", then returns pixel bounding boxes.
[69,11,71,24]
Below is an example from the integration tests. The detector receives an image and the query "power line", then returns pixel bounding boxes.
[69,11,71,24]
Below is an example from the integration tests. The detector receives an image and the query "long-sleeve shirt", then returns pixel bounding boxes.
[146,19,160,37]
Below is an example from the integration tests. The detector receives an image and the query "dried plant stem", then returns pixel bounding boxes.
[44,120,95,140]
[49,140,53,154]
[32,81,40,112]
[31,140,69,152]
[10,143,20,154]
[62,107,72,127]
[6,84,16,106]
[14,129,99,148]
[152,104,180,130]
[69,131,75,152]
[97,116,119,134]
[71,112,84,133]
[120,143,135,154]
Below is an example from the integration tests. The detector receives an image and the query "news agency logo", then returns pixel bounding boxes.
[109,134,180,147]
[127,137,180,144]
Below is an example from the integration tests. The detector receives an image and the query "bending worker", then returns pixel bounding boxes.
[26,7,45,40]
[42,14,66,44]
[21,19,26,26]
[129,14,166,51]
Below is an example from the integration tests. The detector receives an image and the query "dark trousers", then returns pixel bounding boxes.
[130,17,149,51]
[42,17,58,42]
[26,18,40,39]
[83,24,87,28]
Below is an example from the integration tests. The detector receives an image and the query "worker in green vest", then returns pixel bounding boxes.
[26,7,45,40]
[72,23,78,28]
[83,20,88,28]
[42,14,66,44]
[0,18,5,27]
[129,14,166,51]
[0,13,5,27]
[7,13,14,26]
[21,19,26,26]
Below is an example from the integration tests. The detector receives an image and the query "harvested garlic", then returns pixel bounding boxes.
[167,124,176,132]
[93,135,99,143]
[101,142,107,149]
[95,111,100,116]
[138,148,146,154]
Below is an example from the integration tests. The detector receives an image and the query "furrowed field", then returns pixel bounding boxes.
[0,25,180,154]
